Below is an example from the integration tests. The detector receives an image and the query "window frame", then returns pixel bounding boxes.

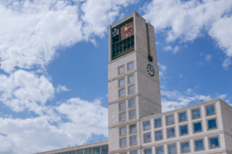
[166,115,175,126]
[208,136,220,149]
[154,118,162,128]
[129,109,136,119]
[156,146,164,154]
[119,88,125,97]
[128,74,135,84]
[130,135,137,145]
[155,129,163,141]
[178,111,188,123]
[192,121,203,133]
[143,132,151,143]
[191,108,201,120]
[129,98,136,108]
[128,84,135,94]
[194,138,205,152]
[179,124,189,136]
[167,127,176,138]
[144,148,152,154]
[119,102,126,111]
[130,124,137,134]
[120,138,127,148]
[119,126,127,136]
[118,65,125,75]
[168,144,177,154]
[206,117,218,131]
[143,120,151,131]
[205,104,216,117]
[119,112,126,122]
[119,78,125,87]
[180,141,191,153]
[127,61,134,71]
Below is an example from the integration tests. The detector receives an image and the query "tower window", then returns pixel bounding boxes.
[179,112,187,122]
[208,119,217,130]
[206,105,215,116]
[181,142,190,153]
[128,85,135,94]
[168,144,176,154]
[209,137,219,148]
[119,78,125,87]
[180,125,188,135]
[119,102,125,110]
[120,127,126,136]
[155,130,162,140]
[128,62,134,70]
[155,118,162,128]
[129,110,136,119]
[130,136,137,145]
[119,66,124,74]
[130,125,136,133]
[143,121,150,130]
[119,89,125,97]
[166,115,174,125]
[195,139,204,151]
[167,127,175,138]
[144,133,151,143]
[192,108,201,119]
[120,138,126,147]
[129,99,135,107]
[156,147,163,154]
[128,75,134,83]
[120,113,126,121]
[193,122,202,133]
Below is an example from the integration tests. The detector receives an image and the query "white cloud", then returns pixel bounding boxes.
[143,0,232,67]
[164,45,179,53]
[205,54,211,62]
[56,85,70,93]
[158,63,167,79]
[164,45,172,51]
[0,98,108,154]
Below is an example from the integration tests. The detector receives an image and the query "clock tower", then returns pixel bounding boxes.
[108,12,161,154]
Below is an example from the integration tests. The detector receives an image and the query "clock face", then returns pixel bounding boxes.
[120,21,134,40]
[147,64,155,77]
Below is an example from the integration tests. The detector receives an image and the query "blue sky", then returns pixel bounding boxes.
[0,0,231,153]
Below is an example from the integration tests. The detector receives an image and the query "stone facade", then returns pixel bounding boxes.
[37,12,232,154]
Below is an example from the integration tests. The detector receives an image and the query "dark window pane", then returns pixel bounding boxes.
[156,147,163,154]
[119,102,125,110]
[101,146,108,154]
[208,119,217,129]
[145,149,151,154]
[130,136,136,145]
[181,142,189,152]
[76,150,83,154]
[120,127,126,135]
[155,131,162,140]
[206,105,215,116]
[143,121,150,130]
[155,118,162,127]
[195,140,204,151]
[167,128,175,138]
[168,145,176,154]
[144,133,151,142]
[179,112,187,122]
[192,109,200,119]
[69,152,75,154]
[180,125,188,135]
[85,149,91,154]
[62,153,68,154]
[194,122,202,132]
[129,99,135,107]
[130,110,136,118]
[167,115,174,125]
[131,152,137,154]
[210,137,219,148]
[93,147,100,154]
[130,125,136,133]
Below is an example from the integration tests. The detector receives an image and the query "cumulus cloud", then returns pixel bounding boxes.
[142,0,232,67]
[56,85,70,93]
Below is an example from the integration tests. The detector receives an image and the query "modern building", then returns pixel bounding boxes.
[38,12,232,154]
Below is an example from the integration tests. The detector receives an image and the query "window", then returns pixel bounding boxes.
[144,133,151,143]
[119,102,125,110]
[192,108,201,119]
[130,136,136,145]
[168,145,176,154]
[85,149,91,154]
[119,89,125,97]
[143,121,150,130]
[101,146,108,154]
[129,110,136,119]
[144,149,151,154]
[155,130,162,140]
[206,105,215,116]
[193,122,202,132]
[128,62,134,70]
[119,66,124,74]
[131,151,137,154]
[119,79,125,87]
[130,125,136,133]
[120,113,126,121]
[120,127,126,136]
[167,115,174,125]
[209,137,219,148]
[179,112,187,122]
[155,118,162,128]
[129,99,135,107]
[208,119,217,130]
[180,125,188,135]
[128,75,134,83]
[156,147,163,154]
[93,147,100,154]
[69,151,75,154]
[181,142,190,153]
[120,138,126,147]
[167,128,175,138]
[76,150,83,154]
[195,139,204,151]
[128,85,135,94]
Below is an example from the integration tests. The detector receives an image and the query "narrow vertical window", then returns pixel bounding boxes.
[130,125,136,133]
[168,145,176,154]
[128,85,135,94]
[119,66,124,74]
[120,113,126,121]
[129,110,136,119]
[156,147,163,154]
[167,115,174,125]
[128,62,134,70]
[129,99,135,107]
[119,79,125,87]
[155,118,162,127]
[206,105,215,116]
[155,130,162,140]
[120,138,126,147]
[195,139,204,151]
[128,75,134,83]
[179,112,187,122]
[120,127,126,135]
[119,89,125,97]
[144,133,151,143]
[119,102,125,110]
[143,121,150,130]
[130,136,136,145]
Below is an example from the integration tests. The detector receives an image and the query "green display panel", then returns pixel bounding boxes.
[111,18,134,60]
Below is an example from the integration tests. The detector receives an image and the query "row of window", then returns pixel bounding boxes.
[119,99,135,111]
[119,75,134,87]
[142,104,216,130]
[121,136,220,153]
[120,118,217,144]
[119,85,135,97]
[118,62,134,75]
[120,110,136,121]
